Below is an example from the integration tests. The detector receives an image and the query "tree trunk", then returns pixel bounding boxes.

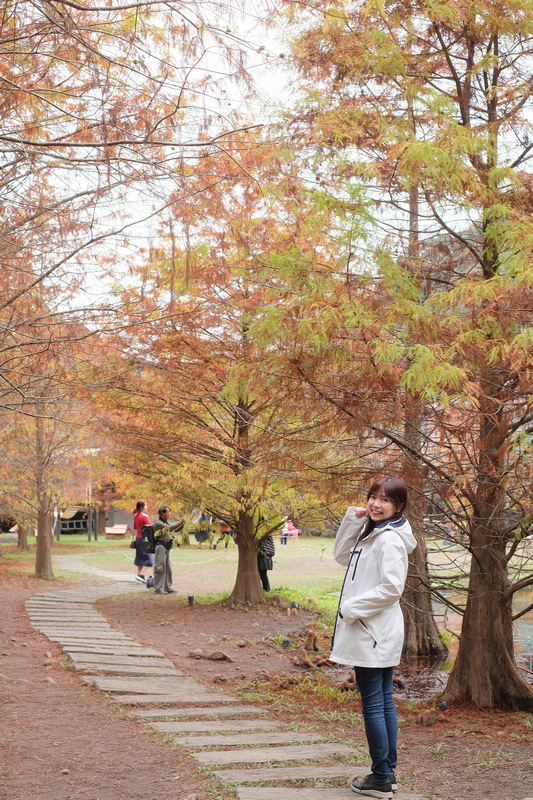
[398,161,446,656]
[17,522,29,551]
[446,524,533,709]
[34,412,53,579]
[402,401,447,656]
[403,533,445,656]
[446,372,533,709]
[97,506,106,535]
[35,505,53,579]
[227,513,264,604]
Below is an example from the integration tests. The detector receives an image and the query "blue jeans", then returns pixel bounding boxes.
[354,666,397,783]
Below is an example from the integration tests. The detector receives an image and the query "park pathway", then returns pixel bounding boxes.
[26,581,427,800]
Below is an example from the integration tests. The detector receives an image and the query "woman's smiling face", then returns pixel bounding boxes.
[366,487,398,523]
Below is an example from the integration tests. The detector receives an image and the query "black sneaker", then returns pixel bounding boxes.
[389,771,398,792]
[351,774,393,799]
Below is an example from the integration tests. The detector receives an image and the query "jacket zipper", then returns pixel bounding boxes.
[351,548,362,581]
[331,544,362,652]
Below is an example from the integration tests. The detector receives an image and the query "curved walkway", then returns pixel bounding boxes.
[26,579,427,800]
[53,553,136,580]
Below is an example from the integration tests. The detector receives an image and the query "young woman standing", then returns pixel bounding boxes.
[330,477,416,799]
[133,500,152,583]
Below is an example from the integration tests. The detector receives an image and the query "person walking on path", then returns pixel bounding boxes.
[330,476,416,799]
[133,501,152,583]
[216,521,234,549]
[152,506,184,595]
[195,512,211,549]
[257,534,275,591]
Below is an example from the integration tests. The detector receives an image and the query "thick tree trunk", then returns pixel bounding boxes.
[446,373,533,709]
[227,513,264,604]
[446,524,533,709]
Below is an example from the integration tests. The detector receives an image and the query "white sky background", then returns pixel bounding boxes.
[74,0,294,318]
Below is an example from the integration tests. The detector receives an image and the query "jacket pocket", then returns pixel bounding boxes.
[359,620,379,649]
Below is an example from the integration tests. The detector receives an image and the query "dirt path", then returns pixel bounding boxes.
[0,577,205,800]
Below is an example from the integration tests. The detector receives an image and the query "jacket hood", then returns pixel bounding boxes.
[368,516,417,555]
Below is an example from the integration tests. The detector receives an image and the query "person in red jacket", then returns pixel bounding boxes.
[132,500,152,583]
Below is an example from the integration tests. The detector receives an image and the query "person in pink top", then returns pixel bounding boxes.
[132,500,153,583]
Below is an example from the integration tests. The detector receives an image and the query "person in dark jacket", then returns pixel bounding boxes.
[257,534,275,591]
[152,506,184,595]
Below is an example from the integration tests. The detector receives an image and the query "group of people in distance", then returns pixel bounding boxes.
[131,475,414,800]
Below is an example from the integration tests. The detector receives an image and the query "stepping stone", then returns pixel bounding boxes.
[152,719,281,733]
[133,705,267,719]
[29,610,105,615]
[174,731,325,747]
[30,619,105,625]
[35,625,116,632]
[28,615,106,622]
[62,639,143,646]
[46,633,130,641]
[237,786,426,800]
[27,608,95,613]
[63,645,163,657]
[82,676,196,693]
[72,663,182,676]
[58,635,133,640]
[31,596,96,602]
[236,791,427,800]
[213,765,358,783]
[55,641,143,650]
[68,654,175,668]
[26,603,95,609]
[192,743,354,766]
[237,792,359,800]
[112,692,236,705]
[41,629,128,637]
[34,620,114,626]
[31,615,98,619]
[58,642,142,650]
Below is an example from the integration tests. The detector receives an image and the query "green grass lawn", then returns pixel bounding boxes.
[80,535,345,620]
[0,532,345,621]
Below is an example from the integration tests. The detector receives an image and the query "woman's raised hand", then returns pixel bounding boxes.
[353,507,368,518]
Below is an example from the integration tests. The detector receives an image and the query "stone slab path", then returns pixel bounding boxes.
[133,704,269,719]
[174,731,325,747]
[237,791,374,800]
[26,581,429,800]
[152,719,282,733]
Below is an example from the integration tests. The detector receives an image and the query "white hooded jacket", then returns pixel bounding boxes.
[330,507,417,668]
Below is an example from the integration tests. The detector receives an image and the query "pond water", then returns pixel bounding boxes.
[434,585,533,660]
[394,586,533,700]
[513,587,533,664]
